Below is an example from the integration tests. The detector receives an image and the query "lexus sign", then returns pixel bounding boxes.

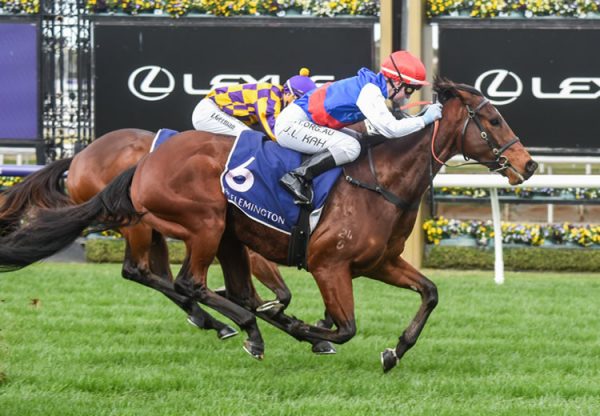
[127,67,335,101]
[474,70,523,105]
[475,69,600,105]
[439,24,600,153]
[93,19,375,137]
[128,66,175,101]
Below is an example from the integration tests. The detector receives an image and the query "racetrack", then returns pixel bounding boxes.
[1,264,599,415]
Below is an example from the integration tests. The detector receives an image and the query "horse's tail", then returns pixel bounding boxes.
[0,167,141,272]
[0,157,73,236]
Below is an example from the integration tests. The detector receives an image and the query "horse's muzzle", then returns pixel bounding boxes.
[524,159,538,180]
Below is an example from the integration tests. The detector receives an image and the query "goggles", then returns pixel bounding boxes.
[403,84,421,96]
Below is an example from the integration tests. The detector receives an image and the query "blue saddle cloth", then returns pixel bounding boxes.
[150,128,179,152]
[221,131,342,234]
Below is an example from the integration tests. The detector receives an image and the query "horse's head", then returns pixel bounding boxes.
[435,79,537,185]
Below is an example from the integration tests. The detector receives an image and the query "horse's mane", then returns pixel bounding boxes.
[433,78,483,104]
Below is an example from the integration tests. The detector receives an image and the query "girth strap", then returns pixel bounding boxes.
[343,147,420,211]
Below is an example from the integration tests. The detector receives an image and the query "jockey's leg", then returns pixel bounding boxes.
[275,103,360,204]
[191,98,251,137]
[279,150,337,204]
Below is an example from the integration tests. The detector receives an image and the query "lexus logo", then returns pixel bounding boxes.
[475,69,523,105]
[128,66,175,101]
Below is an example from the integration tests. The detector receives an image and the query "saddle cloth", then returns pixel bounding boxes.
[221,131,342,235]
[150,128,179,152]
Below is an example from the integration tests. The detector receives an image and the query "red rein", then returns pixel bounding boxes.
[430,120,443,166]
[399,101,443,166]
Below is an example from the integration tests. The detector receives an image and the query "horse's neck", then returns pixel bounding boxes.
[368,120,459,204]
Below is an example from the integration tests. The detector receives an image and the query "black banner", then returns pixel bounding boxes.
[93,18,375,137]
[438,21,600,154]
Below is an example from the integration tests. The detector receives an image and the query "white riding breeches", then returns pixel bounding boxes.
[191,98,252,137]
[274,103,361,165]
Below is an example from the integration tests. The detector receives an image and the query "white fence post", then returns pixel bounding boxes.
[489,188,504,285]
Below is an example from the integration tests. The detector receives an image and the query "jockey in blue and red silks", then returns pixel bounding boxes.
[275,50,444,205]
[191,68,317,141]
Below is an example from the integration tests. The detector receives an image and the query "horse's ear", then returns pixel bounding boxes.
[438,89,455,104]
[433,77,458,104]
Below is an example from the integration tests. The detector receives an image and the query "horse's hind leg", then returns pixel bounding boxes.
[248,250,292,309]
[147,229,172,282]
[214,250,291,312]
[176,236,265,359]
[121,225,237,339]
[367,256,438,373]
[216,234,263,312]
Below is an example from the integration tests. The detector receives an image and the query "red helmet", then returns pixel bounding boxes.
[380,50,429,86]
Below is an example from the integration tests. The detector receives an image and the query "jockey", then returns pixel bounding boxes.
[191,68,317,141]
[275,50,444,205]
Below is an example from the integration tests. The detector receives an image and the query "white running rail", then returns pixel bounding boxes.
[432,174,600,285]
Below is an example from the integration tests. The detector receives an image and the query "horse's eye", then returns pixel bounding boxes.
[490,118,501,126]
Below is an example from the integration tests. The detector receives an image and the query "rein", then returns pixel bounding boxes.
[343,146,420,211]
[342,93,522,211]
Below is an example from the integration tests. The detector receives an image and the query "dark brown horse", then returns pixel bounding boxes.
[0,80,537,371]
[0,128,292,340]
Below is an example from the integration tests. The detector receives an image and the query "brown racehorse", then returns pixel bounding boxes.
[0,80,537,371]
[0,128,292,340]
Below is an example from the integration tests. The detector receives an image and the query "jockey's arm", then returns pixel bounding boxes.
[356,83,425,138]
[255,96,278,141]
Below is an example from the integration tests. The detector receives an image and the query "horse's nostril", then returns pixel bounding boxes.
[526,160,538,173]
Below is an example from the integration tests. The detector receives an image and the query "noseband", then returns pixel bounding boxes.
[459,97,520,172]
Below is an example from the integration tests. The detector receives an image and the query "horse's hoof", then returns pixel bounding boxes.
[312,341,336,355]
[256,300,281,313]
[217,325,238,340]
[242,339,264,360]
[256,301,285,318]
[187,315,205,329]
[380,348,398,373]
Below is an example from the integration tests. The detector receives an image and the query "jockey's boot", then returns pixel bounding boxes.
[280,149,337,205]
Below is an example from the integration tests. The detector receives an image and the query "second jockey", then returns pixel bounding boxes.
[191,68,317,141]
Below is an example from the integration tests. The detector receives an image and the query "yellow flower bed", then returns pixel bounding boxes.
[424,216,600,248]
[0,0,39,13]
[427,0,599,18]
[82,0,379,17]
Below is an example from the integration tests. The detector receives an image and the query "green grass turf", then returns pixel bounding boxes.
[1,263,600,415]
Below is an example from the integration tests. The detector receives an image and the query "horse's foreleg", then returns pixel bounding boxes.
[255,265,356,348]
[121,226,237,339]
[316,311,334,329]
[296,265,357,344]
[368,256,438,373]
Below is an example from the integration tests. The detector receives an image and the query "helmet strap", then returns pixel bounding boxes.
[386,53,407,101]
[387,78,403,101]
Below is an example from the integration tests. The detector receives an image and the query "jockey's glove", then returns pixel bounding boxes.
[421,102,443,125]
